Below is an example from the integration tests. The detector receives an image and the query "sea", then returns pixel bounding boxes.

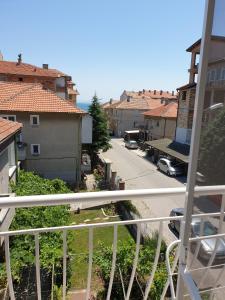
[77,102,90,112]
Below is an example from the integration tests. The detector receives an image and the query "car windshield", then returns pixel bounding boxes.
[170,161,179,167]
[192,221,217,236]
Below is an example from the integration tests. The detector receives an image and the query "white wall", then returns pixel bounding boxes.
[0,149,9,194]
[55,77,66,88]
[82,114,93,144]
[56,92,66,99]
[175,127,192,145]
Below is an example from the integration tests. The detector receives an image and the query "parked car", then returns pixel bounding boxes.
[157,158,183,176]
[169,208,225,260]
[125,140,138,149]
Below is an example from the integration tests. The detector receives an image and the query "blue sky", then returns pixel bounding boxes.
[0,0,205,102]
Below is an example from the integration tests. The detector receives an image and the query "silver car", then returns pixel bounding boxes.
[170,208,225,260]
[157,158,183,176]
[125,140,138,149]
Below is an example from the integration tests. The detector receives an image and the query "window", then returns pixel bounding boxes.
[30,115,40,126]
[0,115,16,121]
[181,91,187,100]
[156,121,159,127]
[222,68,225,80]
[31,144,40,155]
[210,69,216,82]
[18,77,23,82]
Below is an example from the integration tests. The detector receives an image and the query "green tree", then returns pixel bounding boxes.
[199,108,225,185]
[88,94,111,154]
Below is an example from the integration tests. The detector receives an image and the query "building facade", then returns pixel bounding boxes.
[176,36,225,145]
[143,102,178,141]
[0,82,85,185]
[103,90,177,137]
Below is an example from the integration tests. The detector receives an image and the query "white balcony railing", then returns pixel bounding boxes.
[1,186,225,299]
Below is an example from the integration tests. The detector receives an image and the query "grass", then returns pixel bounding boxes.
[68,206,131,290]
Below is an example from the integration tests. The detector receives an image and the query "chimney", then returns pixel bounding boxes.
[160,90,163,95]
[17,53,22,64]
[43,64,49,69]
[154,90,156,95]
[0,51,3,61]
[109,98,113,105]
[149,90,151,93]
[143,89,145,93]
[172,91,174,96]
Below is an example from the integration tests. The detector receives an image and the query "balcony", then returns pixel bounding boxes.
[1,186,225,299]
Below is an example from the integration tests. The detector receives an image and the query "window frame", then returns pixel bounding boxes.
[31,144,40,156]
[30,115,40,126]
[0,115,16,121]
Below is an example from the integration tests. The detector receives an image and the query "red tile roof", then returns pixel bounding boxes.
[143,102,178,119]
[123,90,177,99]
[0,117,22,143]
[0,82,85,114]
[0,61,66,78]
[112,97,163,110]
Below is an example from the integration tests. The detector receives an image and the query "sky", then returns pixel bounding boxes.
[0,0,205,103]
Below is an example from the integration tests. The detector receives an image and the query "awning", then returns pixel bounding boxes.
[145,138,190,163]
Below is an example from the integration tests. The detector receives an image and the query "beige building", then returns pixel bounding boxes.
[0,82,85,185]
[103,90,177,137]
[143,102,178,140]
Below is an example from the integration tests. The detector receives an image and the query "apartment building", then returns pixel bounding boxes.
[0,54,79,104]
[176,35,225,145]
[103,90,176,137]
[0,82,85,185]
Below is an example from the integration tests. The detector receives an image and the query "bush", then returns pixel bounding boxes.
[93,235,169,299]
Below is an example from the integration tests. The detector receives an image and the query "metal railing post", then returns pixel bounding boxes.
[176,0,215,298]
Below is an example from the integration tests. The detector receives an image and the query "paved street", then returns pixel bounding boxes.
[101,138,187,243]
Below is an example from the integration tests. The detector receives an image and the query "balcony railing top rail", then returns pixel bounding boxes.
[1,185,225,299]
[0,185,225,209]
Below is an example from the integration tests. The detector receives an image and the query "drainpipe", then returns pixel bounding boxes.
[14,134,19,182]
[163,118,167,138]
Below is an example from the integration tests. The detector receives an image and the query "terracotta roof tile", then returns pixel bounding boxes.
[0,117,22,143]
[0,82,85,114]
[0,61,66,78]
[123,90,177,99]
[143,102,178,119]
[112,97,163,110]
